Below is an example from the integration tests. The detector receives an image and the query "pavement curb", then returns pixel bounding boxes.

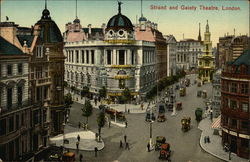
[199,130,228,162]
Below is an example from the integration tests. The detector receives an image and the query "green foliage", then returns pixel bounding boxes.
[145,73,186,100]
[99,86,107,99]
[82,100,93,124]
[70,86,76,91]
[97,111,106,128]
[64,93,73,108]
[121,87,131,104]
[81,86,90,97]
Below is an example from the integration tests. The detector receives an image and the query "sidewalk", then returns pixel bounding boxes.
[49,125,104,151]
[198,117,248,162]
[72,93,151,114]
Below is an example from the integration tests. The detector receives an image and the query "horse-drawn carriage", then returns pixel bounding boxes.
[176,102,182,111]
[159,143,171,161]
[195,108,203,121]
[105,108,126,121]
[157,105,166,122]
[181,117,191,131]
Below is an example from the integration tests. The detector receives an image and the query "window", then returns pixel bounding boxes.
[33,110,39,125]
[86,51,89,64]
[242,103,248,112]
[231,83,237,93]
[81,50,84,63]
[7,64,12,76]
[241,121,248,130]
[230,100,237,109]
[18,63,23,74]
[16,115,19,130]
[240,83,248,94]
[231,119,237,128]
[0,119,6,136]
[107,50,112,65]
[7,88,12,108]
[91,50,95,64]
[119,79,125,89]
[241,138,249,148]
[71,51,74,63]
[36,46,43,58]
[119,50,125,65]
[9,116,14,132]
[131,50,134,65]
[0,64,2,77]
[17,86,23,106]
[76,50,79,63]
[81,75,84,83]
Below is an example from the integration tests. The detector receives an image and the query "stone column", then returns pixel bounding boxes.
[127,49,131,65]
[113,49,116,65]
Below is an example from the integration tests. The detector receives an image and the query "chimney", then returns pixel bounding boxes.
[155,23,158,30]
[88,24,91,35]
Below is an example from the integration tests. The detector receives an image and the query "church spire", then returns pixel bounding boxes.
[198,23,201,42]
[206,20,209,32]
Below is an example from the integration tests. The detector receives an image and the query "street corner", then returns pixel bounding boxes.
[49,130,105,151]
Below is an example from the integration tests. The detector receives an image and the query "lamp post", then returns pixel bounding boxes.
[62,122,66,153]
[149,120,154,150]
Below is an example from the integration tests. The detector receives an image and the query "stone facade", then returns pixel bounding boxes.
[221,50,250,159]
[164,35,177,76]
[212,69,221,118]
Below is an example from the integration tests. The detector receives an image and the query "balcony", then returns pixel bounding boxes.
[222,72,250,80]
[36,78,51,86]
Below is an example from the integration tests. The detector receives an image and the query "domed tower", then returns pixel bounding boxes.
[105,1,134,42]
[31,1,65,136]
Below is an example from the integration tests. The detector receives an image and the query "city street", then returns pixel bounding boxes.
[65,75,223,162]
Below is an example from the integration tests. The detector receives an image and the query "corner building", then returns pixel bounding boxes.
[64,3,156,99]
[221,50,250,159]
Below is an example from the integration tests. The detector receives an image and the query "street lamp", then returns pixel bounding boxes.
[149,120,154,150]
[62,123,66,153]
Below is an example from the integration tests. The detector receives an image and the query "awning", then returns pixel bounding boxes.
[211,115,221,129]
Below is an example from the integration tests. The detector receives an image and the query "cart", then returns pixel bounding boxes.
[176,102,182,110]
[155,136,166,151]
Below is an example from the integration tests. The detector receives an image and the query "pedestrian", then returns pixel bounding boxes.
[125,121,128,128]
[124,135,127,143]
[141,103,144,110]
[120,140,123,148]
[128,109,130,114]
[109,121,111,128]
[125,142,129,150]
[94,147,98,157]
[78,122,81,129]
[79,154,83,162]
[207,136,210,143]
[147,142,150,152]
[95,133,98,141]
[76,141,79,150]
[77,134,80,142]
[95,97,97,106]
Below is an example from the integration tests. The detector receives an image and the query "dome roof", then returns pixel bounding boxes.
[35,8,63,43]
[73,18,80,24]
[106,2,133,32]
[139,16,147,22]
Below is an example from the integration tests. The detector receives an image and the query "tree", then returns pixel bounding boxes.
[99,86,107,100]
[97,111,106,142]
[82,100,93,127]
[64,93,73,108]
[121,87,131,112]
[81,86,90,97]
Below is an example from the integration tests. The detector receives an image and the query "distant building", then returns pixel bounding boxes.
[212,69,221,118]
[217,35,249,69]
[135,16,167,81]
[198,20,215,82]
[176,39,202,72]
[164,35,177,76]
[221,50,250,159]
[64,2,156,100]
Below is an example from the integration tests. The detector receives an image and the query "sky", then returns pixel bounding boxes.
[1,0,249,46]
